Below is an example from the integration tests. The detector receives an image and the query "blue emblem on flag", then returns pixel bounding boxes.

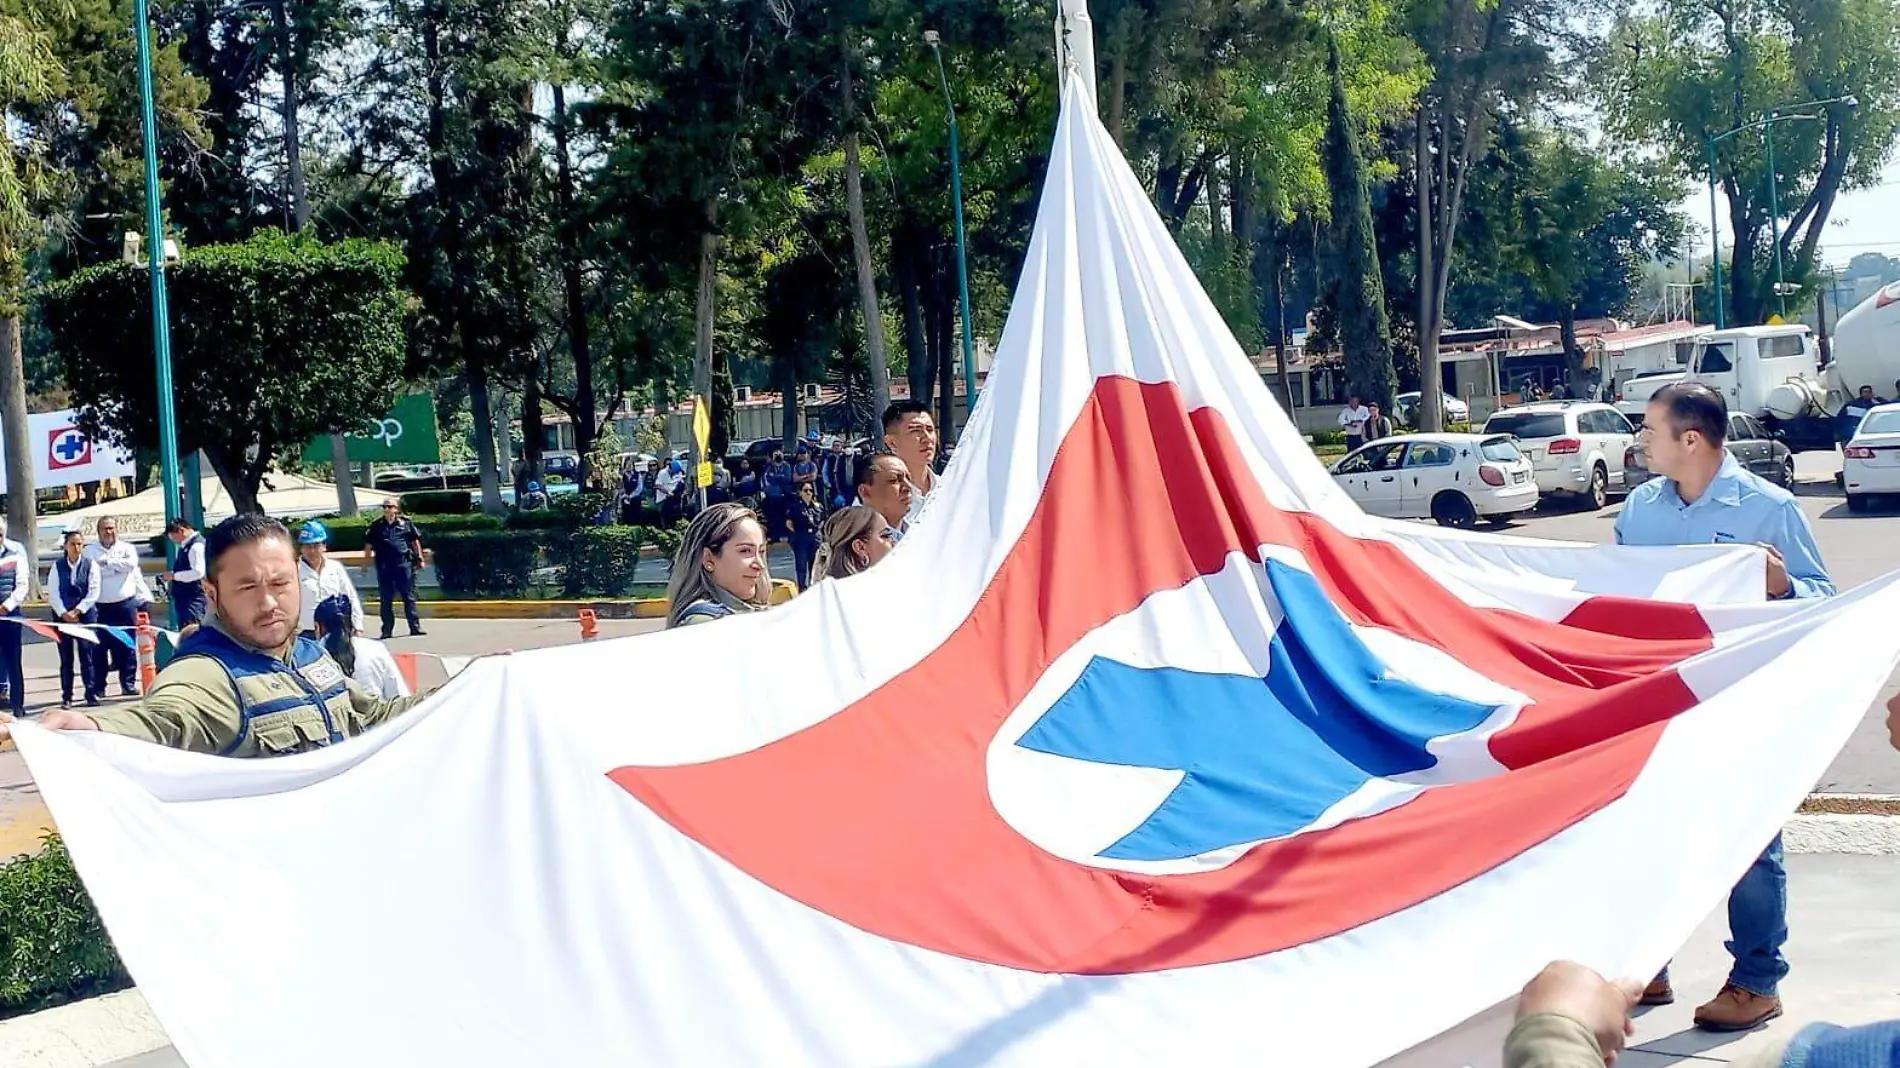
[1015,560,1499,861]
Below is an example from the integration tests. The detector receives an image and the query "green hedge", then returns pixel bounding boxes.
[429,530,540,597]
[0,835,129,1019]
[1309,429,1347,447]
[320,512,502,552]
[553,527,649,597]
[652,520,689,565]
[401,490,473,515]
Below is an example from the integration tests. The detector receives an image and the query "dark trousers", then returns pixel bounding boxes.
[792,534,820,590]
[378,564,421,636]
[171,583,207,629]
[96,599,142,691]
[0,613,21,714]
[55,610,101,703]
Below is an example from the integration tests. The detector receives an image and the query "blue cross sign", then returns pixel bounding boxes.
[48,427,91,469]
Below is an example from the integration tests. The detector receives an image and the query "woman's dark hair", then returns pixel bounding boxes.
[205,514,292,580]
[312,593,356,675]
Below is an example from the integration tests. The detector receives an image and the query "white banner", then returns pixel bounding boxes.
[0,410,136,492]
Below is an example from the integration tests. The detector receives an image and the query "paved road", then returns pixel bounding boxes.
[95,854,1900,1067]
[1489,450,1900,795]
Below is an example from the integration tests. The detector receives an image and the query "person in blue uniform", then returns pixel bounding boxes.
[48,529,102,709]
[1618,381,1833,1033]
[162,518,208,627]
[0,526,27,716]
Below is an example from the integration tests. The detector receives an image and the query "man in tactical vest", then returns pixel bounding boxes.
[161,518,208,627]
[0,514,428,757]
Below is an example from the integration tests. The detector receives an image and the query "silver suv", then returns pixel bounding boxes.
[1482,402,1637,509]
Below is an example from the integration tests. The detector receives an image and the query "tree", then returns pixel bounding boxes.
[1409,0,1558,429]
[42,233,410,513]
[1321,37,1396,407]
[0,8,59,562]
[1605,0,1900,325]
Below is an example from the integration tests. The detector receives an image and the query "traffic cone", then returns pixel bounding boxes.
[135,611,158,694]
[578,607,599,642]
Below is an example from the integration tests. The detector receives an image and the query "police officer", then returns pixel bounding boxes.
[161,517,208,627]
[0,522,27,716]
[0,514,426,756]
[365,499,425,639]
[1620,382,1833,1033]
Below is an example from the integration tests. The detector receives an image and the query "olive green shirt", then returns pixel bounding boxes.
[89,618,425,757]
[1506,1013,1790,1068]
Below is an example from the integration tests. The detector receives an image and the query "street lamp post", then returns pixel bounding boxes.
[134,0,183,537]
[1705,95,1857,327]
[925,30,979,431]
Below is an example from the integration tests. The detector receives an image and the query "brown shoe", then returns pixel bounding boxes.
[1693,984,1783,1032]
[1640,977,1675,1006]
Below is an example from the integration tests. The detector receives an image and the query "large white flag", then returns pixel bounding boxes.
[17,68,1900,1068]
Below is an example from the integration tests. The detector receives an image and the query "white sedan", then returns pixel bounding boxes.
[1845,402,1900,513]
[1330,433,1539,527]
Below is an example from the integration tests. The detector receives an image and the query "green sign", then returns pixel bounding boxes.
[301,393,441,464]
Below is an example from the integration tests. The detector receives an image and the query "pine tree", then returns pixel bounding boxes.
[1320,36,1395,408]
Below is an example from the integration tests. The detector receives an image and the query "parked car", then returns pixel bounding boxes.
[1395,391,1471,426]
[1845,402,1900,513]
[1624,411,1796,492]
[1482,401,1636,509]
[1329,433,1538,528]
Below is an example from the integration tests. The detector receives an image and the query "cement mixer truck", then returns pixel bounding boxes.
[1618,284,1900,453]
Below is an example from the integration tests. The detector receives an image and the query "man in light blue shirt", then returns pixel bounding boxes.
[1619,382,1833,1033]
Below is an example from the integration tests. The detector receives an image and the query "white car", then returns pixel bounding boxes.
[1844,402,1900,513]
[1482,402,1636,509]
[1395,391,1471,426]
[1329,433,1538,527]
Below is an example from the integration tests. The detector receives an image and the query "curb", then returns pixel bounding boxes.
[1785,796,1900,855]
[0,991,166,1068]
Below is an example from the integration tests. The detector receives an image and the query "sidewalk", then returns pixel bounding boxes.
[42,855,1894,1068]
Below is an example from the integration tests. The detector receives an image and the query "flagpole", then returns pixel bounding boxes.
[1059,0,1097,106]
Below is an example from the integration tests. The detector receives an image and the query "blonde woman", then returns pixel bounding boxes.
[665,503,772,628]
[814,506,897,581]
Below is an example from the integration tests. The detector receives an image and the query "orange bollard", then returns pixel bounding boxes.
[135,611,158,694]
[578,607,599,642]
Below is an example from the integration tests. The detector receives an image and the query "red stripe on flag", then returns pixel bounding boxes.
[393,652,420,696]
[614,377,1708,973]
[21,620,62,641]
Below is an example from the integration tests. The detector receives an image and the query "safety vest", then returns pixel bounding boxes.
[171,534,205,609]
[54,556,93,614]
[174,625,354,757]
[0,540,24,609]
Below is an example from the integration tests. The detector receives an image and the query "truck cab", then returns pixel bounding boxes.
[1618,325,1834,450]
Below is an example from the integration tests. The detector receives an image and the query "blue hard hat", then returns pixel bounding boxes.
[298,519,329,545]
[527,480,541,492]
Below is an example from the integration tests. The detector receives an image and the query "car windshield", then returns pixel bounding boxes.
[1484,413,1566,439]
[1859,411,1900,436]
[1479,437,1522,463]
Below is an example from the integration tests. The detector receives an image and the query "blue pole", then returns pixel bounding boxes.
[134,0,183,546]
[929,37,978,432]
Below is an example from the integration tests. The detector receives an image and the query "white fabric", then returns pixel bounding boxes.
[347,636,408,699]
[83,540,149,605]
[13,68,1900,1068]
[298,557,364,635]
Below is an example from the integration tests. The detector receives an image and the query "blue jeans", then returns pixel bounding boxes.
[1658,834,1789,997]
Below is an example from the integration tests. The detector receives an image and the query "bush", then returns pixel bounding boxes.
[401,490,472,515]
[555,526,649,597]
[428,531,539,597]
[1309,429,1347,447]
[549,491,613,525]
[503,509,581,533]
[651,520,690,566]
[0,835,130,1018]
[321,512,502,552]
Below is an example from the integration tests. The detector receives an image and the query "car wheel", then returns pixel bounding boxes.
[1584,465,1608,510]
[1779,455,1796,488]
[1432,492,1478,529]
[1847,493,1870,514]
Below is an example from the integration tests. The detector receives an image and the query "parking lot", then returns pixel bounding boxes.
[1471,449,1900,794]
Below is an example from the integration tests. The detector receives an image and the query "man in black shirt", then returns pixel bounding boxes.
[365,499,425,639]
